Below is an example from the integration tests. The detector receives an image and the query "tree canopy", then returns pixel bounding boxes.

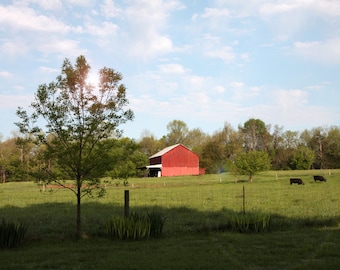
[15,55,134,237]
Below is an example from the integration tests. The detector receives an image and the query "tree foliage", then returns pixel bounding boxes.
[15,55,134,237]
[229,151,271,182]
[290,145,315,170]
[166,120,189,145]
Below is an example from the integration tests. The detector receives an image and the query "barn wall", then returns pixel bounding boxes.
[162,145,199,168]
[150,156,161,165]
[162,167,199,176]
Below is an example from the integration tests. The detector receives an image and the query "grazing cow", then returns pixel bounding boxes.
[313,175,327,182]
[290,178,304,185]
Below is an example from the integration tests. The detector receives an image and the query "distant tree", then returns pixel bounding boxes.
[201,123,241,173]
[166,120,189,145]
[0,138,18,183]
[229,151,271,182]
[323,126,340,168]
[106,137,148,181]
[269,125,284,170]
[239,118,271,151]
[290,145,315,170]
[139,130,165,157]
[185,128,207,155]
[15,55,134,238]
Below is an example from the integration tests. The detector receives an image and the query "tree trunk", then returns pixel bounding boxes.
[76,184,82,238]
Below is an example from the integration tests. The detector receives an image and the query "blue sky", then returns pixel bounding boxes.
[1,0,339,141]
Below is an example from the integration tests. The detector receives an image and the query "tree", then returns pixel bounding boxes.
[138,129,165,157]
[201,122,241,173]
[106,137,148,181]
[240,118,271,151]
[290,145,315,170]
[166,120,189,145]
[16,55,134,238]
[229,151,271,182]
[324,126,340,168]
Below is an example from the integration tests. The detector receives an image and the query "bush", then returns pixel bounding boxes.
[0,219,27,248]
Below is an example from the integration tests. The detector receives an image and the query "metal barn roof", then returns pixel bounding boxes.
[149,143,181,159]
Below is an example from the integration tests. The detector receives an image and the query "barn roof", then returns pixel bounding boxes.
[149,143,182,158]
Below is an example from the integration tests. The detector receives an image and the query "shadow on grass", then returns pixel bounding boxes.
[0,201,339,241]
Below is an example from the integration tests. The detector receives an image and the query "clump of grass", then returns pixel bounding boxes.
[147,210,167,237]
[105,213,150,240]
[217,212,271,233]
[105,211,167,240]
[0,218,27,248]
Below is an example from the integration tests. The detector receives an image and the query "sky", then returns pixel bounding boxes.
[1,0,340,141]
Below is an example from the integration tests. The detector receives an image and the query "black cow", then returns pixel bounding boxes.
[313,175,327,182]
[290,178,304,185]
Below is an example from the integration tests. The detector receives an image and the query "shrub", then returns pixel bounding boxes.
[0,219,27,248]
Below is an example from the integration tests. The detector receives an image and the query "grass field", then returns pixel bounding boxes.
[0,170,339,269]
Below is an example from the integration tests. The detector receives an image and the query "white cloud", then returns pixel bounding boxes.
[33,0,63,11]
[1,40,30,57]
[201,8,230,18]
[158,64,188,74]
[39,66,59,73]
[215,85,225,93]
[206,46,236,63]
[100,0,121,18]
[123,0,182,60]
[0,94,32,109]
[0,5,70,33]
[38,39,86,57]
[293,38,340,64]
[275,89,308,110]
[0,71,12,78]
[86,21,119,36]
[230,81,245,88]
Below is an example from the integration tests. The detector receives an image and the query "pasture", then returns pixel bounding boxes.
[0,170,339,269]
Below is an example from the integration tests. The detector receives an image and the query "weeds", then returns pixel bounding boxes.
[105,211,166,240]
[0,218,27,248]
[216,212,271,233]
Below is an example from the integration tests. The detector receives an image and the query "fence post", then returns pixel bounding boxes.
[124,190,130,218]
[243,186,246,215]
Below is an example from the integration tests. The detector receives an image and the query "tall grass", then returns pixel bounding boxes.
[0,219,27,248]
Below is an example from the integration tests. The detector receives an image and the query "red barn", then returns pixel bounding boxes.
[147,144,204,177]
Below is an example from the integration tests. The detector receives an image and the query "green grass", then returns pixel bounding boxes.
[0,169,339,269]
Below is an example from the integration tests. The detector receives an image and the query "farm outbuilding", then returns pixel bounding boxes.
[146,144,205,177]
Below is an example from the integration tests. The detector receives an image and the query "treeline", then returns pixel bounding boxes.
[1,118,340,182]
[139,119,340,173]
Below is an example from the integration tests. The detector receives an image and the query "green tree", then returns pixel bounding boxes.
[201,122,240,173]
[138,129,166,157]
[0,138,18,183]
[239,118,271,151]
[165,120,189,145]
[15,55,134,238]
[290,145,315,170]
[106,137,148,181]
[324,126,340,168]
[229,151,271,182]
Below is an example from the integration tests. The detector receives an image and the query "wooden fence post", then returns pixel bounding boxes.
[124,190,130,218]
[243,186,246,215]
